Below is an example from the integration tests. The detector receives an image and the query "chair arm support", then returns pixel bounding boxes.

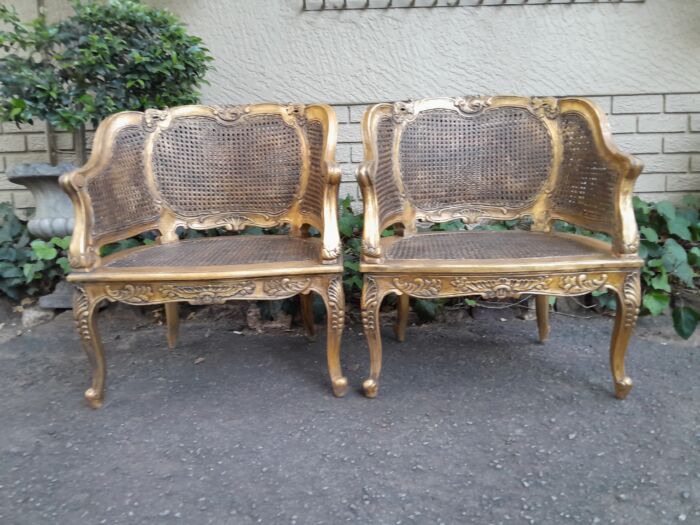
[321,161,343,262]
[554,100,645,257]
[357,160,382,260]
[59,168,101,270]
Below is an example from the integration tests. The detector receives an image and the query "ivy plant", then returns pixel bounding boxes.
[0,203,71,300]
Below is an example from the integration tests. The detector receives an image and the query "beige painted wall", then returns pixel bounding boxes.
[3,0,699,208]
[32,0,700,104]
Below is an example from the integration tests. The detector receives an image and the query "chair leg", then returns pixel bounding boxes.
[73,287,106,409]
[300,292,316,342]
[609,272,641,399]
[394,294,409,342]
[320,276,347,397]
[165,302,180,349]
[535,295,550,343]
[361,275,384,398]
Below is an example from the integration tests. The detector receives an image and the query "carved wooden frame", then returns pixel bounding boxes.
[357,96,643,260]
[60,103,342,271]
[360,270,641,400]
[62,103,346,408]
[72,274,346,408]
[356,96,645,400]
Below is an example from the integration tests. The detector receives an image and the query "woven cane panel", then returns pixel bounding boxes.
[152,115,302,217]
[375,115,403,226]
[106,236,319,268]
[386,231,604,260]
[398,109,553,212]
[301,119,325,219]
[87,125,159,240]
[552,112,617,230]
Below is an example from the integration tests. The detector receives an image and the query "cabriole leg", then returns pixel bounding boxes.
[535,295,550,343]
[300,292,316,342]
[361,275,385,398]
[394,293,409,342]
[73,287,106,409]
[609,272,641,399]
[319,276,347,397]
[165,302,180,349]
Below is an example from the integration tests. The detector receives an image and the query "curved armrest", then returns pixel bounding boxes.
[320,160,342,262]
[553,99,645,256]
[357,160,382,260]
[59,112,159,271]
[302,105,343,264]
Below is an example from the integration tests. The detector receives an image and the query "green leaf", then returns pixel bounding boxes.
[666,216,692,241]
[649,268,671,292]
[639,226,658,243]
[673,262,696,288]
[30,239,57,260]
[413,299,438,321]
[655,201,676,221]
[56,256,71,273]
[688,247,700,267]
[672,307,699,340]
[643,291,670,316]
[464,298,477,307]
[49,236,71,249]
[661,238,688,271]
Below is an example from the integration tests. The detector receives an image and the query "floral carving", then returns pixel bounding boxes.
[322,244,342,260]
[285,103,307,127]
[361,276,379,332]
[213,104,250,122]
[105,284,155,304]
[450,276,552,299]
[262,277,311,297]
[559,273,608,294]
[530,97,560,119]
[160,282,255,304]
[392,101,417,123]
[362,240,381,258]
[454,96,493,114]
[73,287,91,342]
[327,276,345,331]
[143,108,170,131]
[622,272,641,328]
[181,213,270,231]
[392,277,442,298]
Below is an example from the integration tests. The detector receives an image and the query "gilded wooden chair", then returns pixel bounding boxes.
[61,103,347,408]
[356,96,644,399]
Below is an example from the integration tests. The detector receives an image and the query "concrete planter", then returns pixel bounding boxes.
[6,163,76,240]
[7,163,76,309]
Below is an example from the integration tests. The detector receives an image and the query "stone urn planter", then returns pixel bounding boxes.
[7,162,76,309]
[6,162,76,239]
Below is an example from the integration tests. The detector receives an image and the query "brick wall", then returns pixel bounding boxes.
[2,92,699,213]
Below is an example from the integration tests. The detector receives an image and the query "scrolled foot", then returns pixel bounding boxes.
[85,387,104,409]
[614,377,633,400]
[363,378,379,398]
[332,377,348,397]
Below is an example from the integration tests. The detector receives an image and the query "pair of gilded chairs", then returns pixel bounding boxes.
[61,97,643,408]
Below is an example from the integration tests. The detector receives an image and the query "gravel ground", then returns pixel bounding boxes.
[0,302,699,525]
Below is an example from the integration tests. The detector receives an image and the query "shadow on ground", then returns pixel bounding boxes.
[0,303,698,524]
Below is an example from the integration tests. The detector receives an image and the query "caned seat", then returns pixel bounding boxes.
[61,103,347,408]
[363,231,634,272]
[78,236,338,281]
[356,96,644,400]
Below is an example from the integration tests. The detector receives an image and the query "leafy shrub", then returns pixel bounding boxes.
[0,203,70,300]
[0,0,212,144]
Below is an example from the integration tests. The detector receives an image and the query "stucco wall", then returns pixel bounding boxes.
[3,0,699,209]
